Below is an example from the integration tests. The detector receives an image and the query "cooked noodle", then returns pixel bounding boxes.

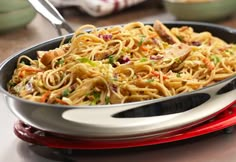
[7,20,236,105]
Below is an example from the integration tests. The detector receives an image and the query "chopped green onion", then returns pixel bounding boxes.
[225,49,234,55]
[210,55,221,64]
[93,91,101,99]
[8,81,16,87]
[176,73,181,78]
[146,79,154,83]
[85,92,90,97]
[62,89,70,97]
[138,35,146,47]
[174,58,181,63]
[91,91,101,105]
[108,55,114,65]
[105,96,110,104]
[176,35,184,41]
[78,57,96,66]
[20,61,26,64]
[57,59,64,65]
[78,57,89,63]
[139,57,148,62]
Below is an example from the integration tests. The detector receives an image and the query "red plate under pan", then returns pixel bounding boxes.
[14,101,236,150]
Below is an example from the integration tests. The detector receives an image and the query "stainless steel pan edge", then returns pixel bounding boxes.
[0,22,236,139]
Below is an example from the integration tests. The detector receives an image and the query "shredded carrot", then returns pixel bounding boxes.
[149,33,158,38]
[151,71,168,80]
[22,67,42,72]
[140,45,148,51]
[40,91,51,103]
[18,67,42,78]
[55,98,68,105]
[203,58,215,70]
[162,75,169,80]
[18,70,24,78]
[151,71,160,77]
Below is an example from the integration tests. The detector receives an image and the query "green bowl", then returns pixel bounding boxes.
[0,6,36,34]
[0,0,31,13]
[164,0,236,21]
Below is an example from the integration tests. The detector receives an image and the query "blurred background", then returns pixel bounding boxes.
[0,0,236,63]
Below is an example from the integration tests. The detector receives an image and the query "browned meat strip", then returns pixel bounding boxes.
[154,20,180,44]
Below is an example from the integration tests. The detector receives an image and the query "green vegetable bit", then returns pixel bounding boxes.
[57,59,64,65]
[105,96,110,104]
[176,35,184,41]
[78,57,96,66]
[62,89,70,97]
[146,79,154,83]
[174,58,181,63]
[176,73,181,78]
[20,61,26,64]
[108,55,114,65]
[91,91,101,105]
[210,55,221,64]
[138,35,146,47]
[225,49,234,55]
[8,81,16,87]
[139,57,148,62]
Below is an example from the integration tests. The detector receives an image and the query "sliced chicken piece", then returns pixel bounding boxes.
[69,76,106,102]
[38,48,65,66]
[110,91,123,104]
[154,20,180,44]
[38,44,70,66]
[165,43,191,68]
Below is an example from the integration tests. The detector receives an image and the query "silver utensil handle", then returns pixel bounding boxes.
[28,0,74,35]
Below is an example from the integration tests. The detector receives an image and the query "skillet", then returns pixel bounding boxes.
[0,0,235,140]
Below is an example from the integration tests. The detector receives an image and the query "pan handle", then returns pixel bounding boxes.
[27,0,74,35]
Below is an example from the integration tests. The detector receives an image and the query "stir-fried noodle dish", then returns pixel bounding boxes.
[8,20,236,105]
